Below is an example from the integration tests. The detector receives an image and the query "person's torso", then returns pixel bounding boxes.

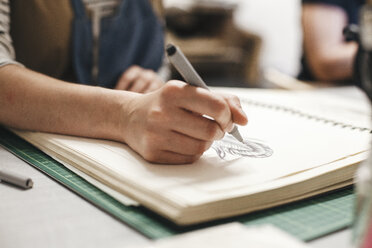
[10,0,164,85]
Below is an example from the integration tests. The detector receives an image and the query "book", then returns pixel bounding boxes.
[10,87,371,225]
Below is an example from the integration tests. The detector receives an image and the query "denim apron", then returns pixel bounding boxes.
[70,0,164,88]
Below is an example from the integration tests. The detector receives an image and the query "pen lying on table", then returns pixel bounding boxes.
[0,169,33,189]
[165,43,244,144]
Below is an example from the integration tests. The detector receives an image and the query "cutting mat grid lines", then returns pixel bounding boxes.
[0,126,356,241]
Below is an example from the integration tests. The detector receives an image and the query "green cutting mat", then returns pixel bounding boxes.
[0,126,355,241]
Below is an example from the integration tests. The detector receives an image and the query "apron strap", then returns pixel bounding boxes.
[70,0,86,18]
[70,0,164,88]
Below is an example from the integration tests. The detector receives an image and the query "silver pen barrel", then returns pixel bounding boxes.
[0,169,33,189]
[166,44,209,89]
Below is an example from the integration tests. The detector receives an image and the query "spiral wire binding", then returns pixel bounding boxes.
[240,98,372,133]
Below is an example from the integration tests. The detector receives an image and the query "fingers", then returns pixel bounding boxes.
[222,94,248,126]
[160,81,233,132]
[139,129,212,164]
[129,70,163,93]
[115,66,163,93]
[169,108,225,141]
[165,131,213,155]
[123,80,248,164]
[144,150,202,164]
[145,78,163,93]
[151,130,213,156]
[127,78,149,93]
[127,70,153,92]
[115,66,142,90]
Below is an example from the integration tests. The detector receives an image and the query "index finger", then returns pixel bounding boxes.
[162,81,232,132]
[115,66,142,90]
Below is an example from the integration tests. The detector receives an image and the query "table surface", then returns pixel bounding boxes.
[0,146,354,248]
[0,86,366,248]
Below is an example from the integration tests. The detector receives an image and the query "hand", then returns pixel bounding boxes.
[121,80,248,164]
[115,65,164,93]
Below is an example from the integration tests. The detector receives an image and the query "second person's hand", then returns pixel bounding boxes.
[115,65,164,93]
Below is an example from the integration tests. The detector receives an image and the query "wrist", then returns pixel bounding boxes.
[103,89,140,144]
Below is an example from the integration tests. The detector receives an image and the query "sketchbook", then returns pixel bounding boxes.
[10,87,371,225]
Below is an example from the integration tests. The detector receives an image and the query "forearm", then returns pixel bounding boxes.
[0,65,135,142]
[308,42,357,82]
[0,65,248,164]
[302,4,357,82]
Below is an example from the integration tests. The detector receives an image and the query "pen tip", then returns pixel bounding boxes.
[236,134,245,144]
[166,44,176,56]
[229,126,244,144]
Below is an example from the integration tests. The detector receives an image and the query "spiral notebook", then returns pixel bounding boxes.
[11,87,371,225]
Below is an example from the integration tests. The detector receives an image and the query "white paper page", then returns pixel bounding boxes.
[212,86,371,129]
[143,223,309,248]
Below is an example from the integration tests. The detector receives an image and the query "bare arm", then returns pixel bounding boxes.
[0,64,133,141]
[0,65,247,164]
[302,4,358,82]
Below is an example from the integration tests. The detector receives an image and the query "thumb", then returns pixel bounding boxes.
[224,95,248,126]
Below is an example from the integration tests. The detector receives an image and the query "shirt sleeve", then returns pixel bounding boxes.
[0,0,23,67]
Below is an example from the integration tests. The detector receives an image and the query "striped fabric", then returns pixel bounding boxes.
[0,0,17,66]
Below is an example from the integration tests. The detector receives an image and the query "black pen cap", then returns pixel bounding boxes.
[166,44,176,56]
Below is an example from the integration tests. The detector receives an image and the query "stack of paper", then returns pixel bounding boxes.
[11,87,371,225]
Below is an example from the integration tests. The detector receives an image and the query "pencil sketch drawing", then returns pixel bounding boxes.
[212,135,273,159]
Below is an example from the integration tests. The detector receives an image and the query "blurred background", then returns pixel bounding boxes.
[161,0,303,88]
